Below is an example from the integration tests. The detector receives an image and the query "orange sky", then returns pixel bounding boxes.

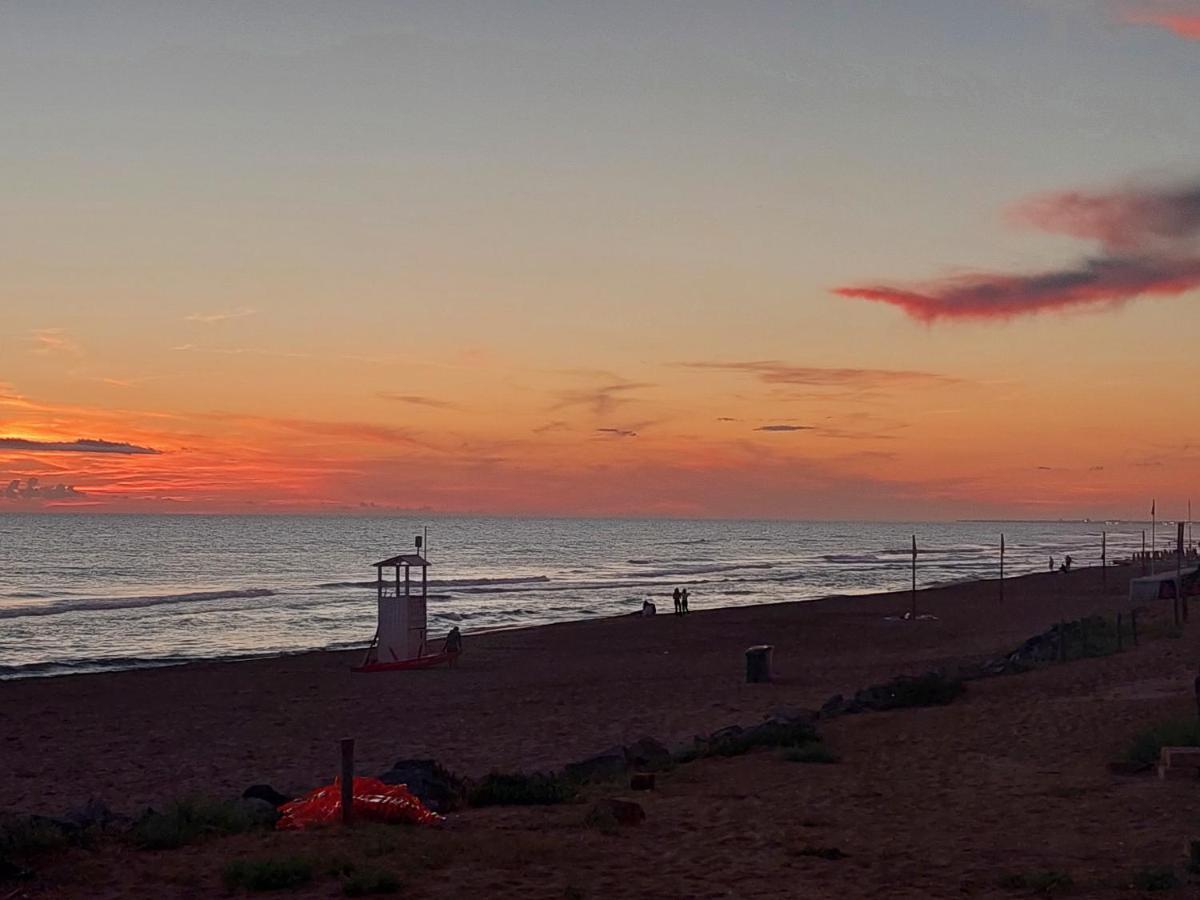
[3,2,1199,520]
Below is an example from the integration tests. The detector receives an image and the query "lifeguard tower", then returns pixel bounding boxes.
[353,537,450,672]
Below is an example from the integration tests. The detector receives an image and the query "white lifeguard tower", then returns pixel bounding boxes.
[354,538,448,672]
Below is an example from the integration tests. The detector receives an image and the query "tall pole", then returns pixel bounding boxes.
[1151,499,1156,575]
[910,534,917,620]
[1000,533,1005,602]
[1101,531,1106,587]
[1142,529,1147,575]
[1178,521,1186,624]
[1190,500,1193,551]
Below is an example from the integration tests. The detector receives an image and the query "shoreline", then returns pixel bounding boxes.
[0,564,1122,682]
[0,562,1142,817]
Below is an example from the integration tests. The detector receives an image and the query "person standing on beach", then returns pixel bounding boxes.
[681,587,690,614]
[443,626,463,667]
[672,587,682,616]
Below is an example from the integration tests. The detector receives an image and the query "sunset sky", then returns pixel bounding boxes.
[3,1,1199,519]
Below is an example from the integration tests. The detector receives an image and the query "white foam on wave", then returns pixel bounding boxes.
[0,588,276,620]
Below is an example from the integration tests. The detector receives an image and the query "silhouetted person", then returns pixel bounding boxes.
[1049,556,1054,572]
[681,587,690,614]
[443,626,463,667]
[1061,555,1073,573]
[672,587,682,616]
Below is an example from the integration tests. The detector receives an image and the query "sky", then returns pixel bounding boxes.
[2,0,1199,519]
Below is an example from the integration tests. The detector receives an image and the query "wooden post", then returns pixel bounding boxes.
[1142,530,1147,575]
[340,738,355,825]
[1179,522,1187,624]
[1132,608,1139,647]
[910,534,917,620]
[1116,612,1123,652]
[1101,531,1106,588]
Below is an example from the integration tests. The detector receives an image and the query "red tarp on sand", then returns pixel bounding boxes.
[276,776,443,830]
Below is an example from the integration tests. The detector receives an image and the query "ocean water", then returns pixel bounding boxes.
[0,515,1158,679]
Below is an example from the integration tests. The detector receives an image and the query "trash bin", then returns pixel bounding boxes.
[745,644,773,683]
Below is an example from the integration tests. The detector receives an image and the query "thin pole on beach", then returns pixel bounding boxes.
[911,534,917,620]
[1151,500,1156,575]
[1142,530,1147,575]
[999,533,1005,602]
[1178,521,1186,624]
[340,738,355,825]
[1101,531,1106,588]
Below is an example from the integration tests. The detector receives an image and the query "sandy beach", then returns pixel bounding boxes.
[6,563,1200,897]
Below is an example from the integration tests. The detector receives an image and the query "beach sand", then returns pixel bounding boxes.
[4,564,1199,897]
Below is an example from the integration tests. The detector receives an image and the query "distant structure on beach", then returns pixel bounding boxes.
[354,535,453,672]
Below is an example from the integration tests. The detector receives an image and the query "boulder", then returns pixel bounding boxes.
[819,695,846,717]
[378,759,467,812]
[708,725,744,743]
[767,707,818,727]
[563,748,628,783]
[589,798,645,826]
[241,784,291,808]
[624,737,672,771]
[63,799,129,832]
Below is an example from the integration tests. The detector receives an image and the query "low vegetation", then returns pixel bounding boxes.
[131,797,270,850]
[340,865,401,896]
[875,672,964,709]
[783,742,840,764]
[1120,717,1200,769]
[222,855,315,892]
[1128,865,1180,892]
[467,772,577,807]
[997,869,1074,894]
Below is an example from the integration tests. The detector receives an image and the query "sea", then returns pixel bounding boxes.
[0,515,1161,679]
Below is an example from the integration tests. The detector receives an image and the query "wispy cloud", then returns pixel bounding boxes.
[596,427,638,438]
[186,307,257,324]
[835,174,1200,321]
[755,424,813,433]
[0,438,161,455]
[1121,4,1200,40]
[680,360,954,388]
[552,380,654,417]
[28,328,81,356]
[376,392,459,410]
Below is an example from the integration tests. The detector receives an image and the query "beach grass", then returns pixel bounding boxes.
[783,742,840,764]
[222,855,315,891]
[1120,717,1200,768]
[131,797,269,850]
[997,869,1074,894]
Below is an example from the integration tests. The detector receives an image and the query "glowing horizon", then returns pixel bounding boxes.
[3,2,1199,520]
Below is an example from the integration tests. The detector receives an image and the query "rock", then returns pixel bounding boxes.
[589,798,645,826]
[242,784,291,808]
[630,773,655,791]
[563,748,628,783]
[236,797,281,827]
[708,725,744,743]
[624,737,672,771]
[378,759,467,812]
[819,695,845,718]
[767,707,818,726]
[63,799,129,832]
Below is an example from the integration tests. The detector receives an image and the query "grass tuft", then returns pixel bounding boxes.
[341,866,401,896]
[222,855,314,892]
[1120,717,1200,769]
[131,797,269,850]
[997,870,1074,894]
[783,742,840,764]
[1129,866,1179,891]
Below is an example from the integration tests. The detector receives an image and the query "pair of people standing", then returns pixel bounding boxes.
[671,586,690,616]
